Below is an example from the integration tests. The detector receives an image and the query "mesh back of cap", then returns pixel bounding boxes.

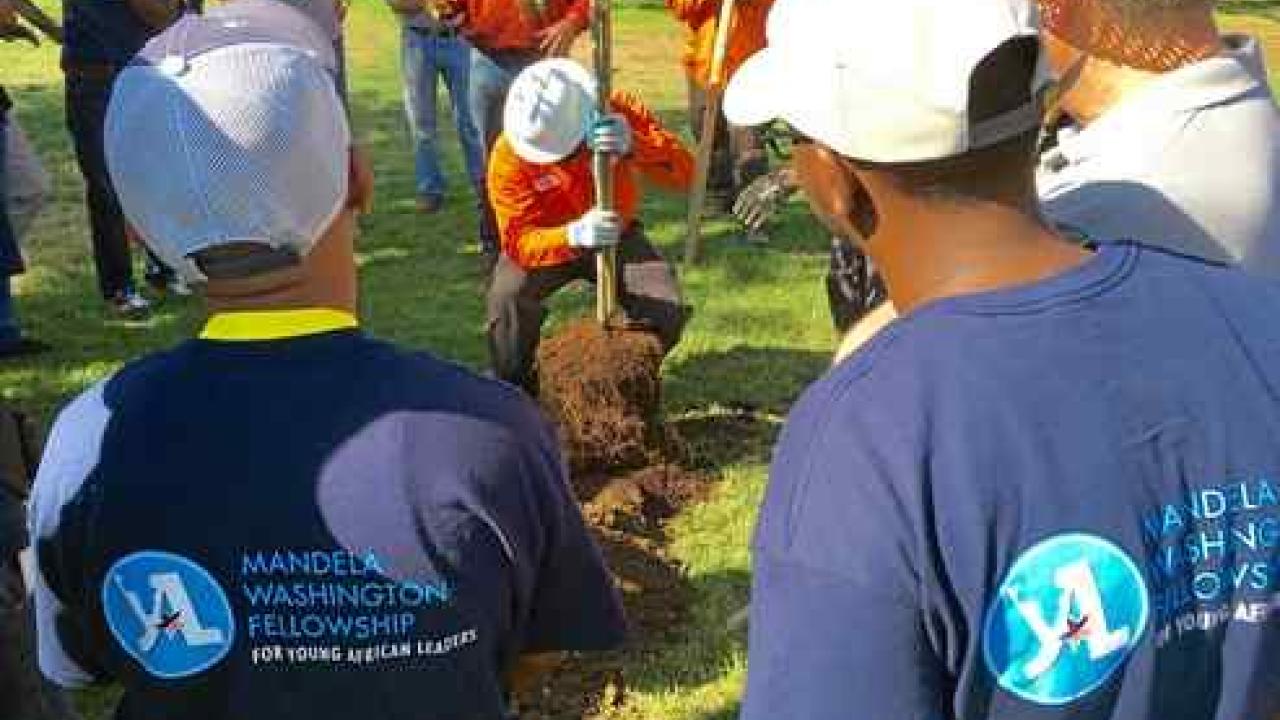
[106,43,351,282]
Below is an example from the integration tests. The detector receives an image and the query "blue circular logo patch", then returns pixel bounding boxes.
[983,533,1148,706]
[102,551,235,679]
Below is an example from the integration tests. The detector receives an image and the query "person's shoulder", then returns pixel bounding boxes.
[488,134,531,178]
[372,341,548,431]
[1144,244,1280,311]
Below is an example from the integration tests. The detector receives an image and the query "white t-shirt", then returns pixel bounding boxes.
[1038,35,1280,277]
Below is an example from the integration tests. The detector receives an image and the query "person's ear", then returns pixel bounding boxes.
[347,144,375,214]
[792,144,877,243]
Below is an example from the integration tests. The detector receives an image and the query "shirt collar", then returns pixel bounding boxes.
[200,308,359,342]
[1050,34,1268,166]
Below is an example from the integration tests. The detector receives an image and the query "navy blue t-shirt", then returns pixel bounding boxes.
[62,0,153,66]
[29,324,626,719]
[745,244,1280,720]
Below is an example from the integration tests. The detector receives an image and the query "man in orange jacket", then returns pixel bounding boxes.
[487,59,692,393]
[439,0,589,261]
[667,0,770,216]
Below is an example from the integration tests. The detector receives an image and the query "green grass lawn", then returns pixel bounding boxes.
[3,5,1279,719]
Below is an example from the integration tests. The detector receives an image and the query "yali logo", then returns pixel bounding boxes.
[983,533,1148,706]
[102,551,235,679]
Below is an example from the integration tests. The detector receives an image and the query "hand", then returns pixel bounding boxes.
[567,209,622,250]
[732,166,798,233]
[535,15,583,58]
[587,113,632,157]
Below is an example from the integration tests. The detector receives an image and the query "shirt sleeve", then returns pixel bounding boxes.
[487,139,582,270]
[664,0,715,26]
[27,382,112,689]
[612,91,695,193]
[561,0,589,29]
[515,410,627,653]
[742,377,950,720]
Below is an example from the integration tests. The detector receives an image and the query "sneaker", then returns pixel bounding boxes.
[0,337,51,359]
[166,277,193,297]
[146,273,193,298]
[107,289,152,320]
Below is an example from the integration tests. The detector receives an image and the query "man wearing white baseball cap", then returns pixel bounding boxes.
[26,3,626,717]
[728,0,1280,718]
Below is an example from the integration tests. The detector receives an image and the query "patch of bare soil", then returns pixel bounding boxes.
[521,322,714,719]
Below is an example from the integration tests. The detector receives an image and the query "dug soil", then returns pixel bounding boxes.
[519,321,711,719]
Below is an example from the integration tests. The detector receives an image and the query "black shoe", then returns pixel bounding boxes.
[416,195,445,214]
[0,337,51,359]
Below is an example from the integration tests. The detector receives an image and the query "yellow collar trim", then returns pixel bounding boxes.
[200,308,359,342]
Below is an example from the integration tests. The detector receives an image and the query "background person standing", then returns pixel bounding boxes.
[1037,0,1280,275]
[386,0,486,217]
[667,0,770,217]
[61,0,186,319]
[439,0,589,266]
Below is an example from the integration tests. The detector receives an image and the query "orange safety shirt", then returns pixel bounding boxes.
[443,0,589,52]
[488,91,694,271]
[666,0,772,87]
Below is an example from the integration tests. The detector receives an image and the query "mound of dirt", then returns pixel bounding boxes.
[536,320,675,475]
[525,319,712,719]
[578,465,710,537]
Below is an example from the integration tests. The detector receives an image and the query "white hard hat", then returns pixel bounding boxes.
[504,58,598,165]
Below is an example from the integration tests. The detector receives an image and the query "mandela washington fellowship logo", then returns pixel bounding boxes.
[983,533,1149,706]
[102,551,235,679]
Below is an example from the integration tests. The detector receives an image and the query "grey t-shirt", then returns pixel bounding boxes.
[1038,35,1280,278]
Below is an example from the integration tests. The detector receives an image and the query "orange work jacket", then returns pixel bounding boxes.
[666,0,772,87]
[442,0,589,52]
[488,91,694,271]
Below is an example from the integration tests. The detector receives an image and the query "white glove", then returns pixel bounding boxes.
[587,113,633,157]
[567,209,622,250]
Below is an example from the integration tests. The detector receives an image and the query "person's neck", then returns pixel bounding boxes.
[865,200,1093,314]
[203,270,358,318]
[1060,58,1159,126]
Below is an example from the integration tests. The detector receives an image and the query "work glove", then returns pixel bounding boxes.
[568,209,622,250]
[733,166,798,233]
[587,113,632,157]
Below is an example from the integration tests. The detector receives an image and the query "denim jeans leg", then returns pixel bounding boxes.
[440,36,486,196]
[467,48,511,156]
[403,29,445,200]
[65,73,135,299]
[468,49,522,256]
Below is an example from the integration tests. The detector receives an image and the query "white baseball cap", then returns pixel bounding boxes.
[504,58,598,165]
[104,0,351,283]
[724,0,1051,164]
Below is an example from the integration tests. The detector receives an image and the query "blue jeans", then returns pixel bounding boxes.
[402,28,485,201]
[468,47,539,255]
